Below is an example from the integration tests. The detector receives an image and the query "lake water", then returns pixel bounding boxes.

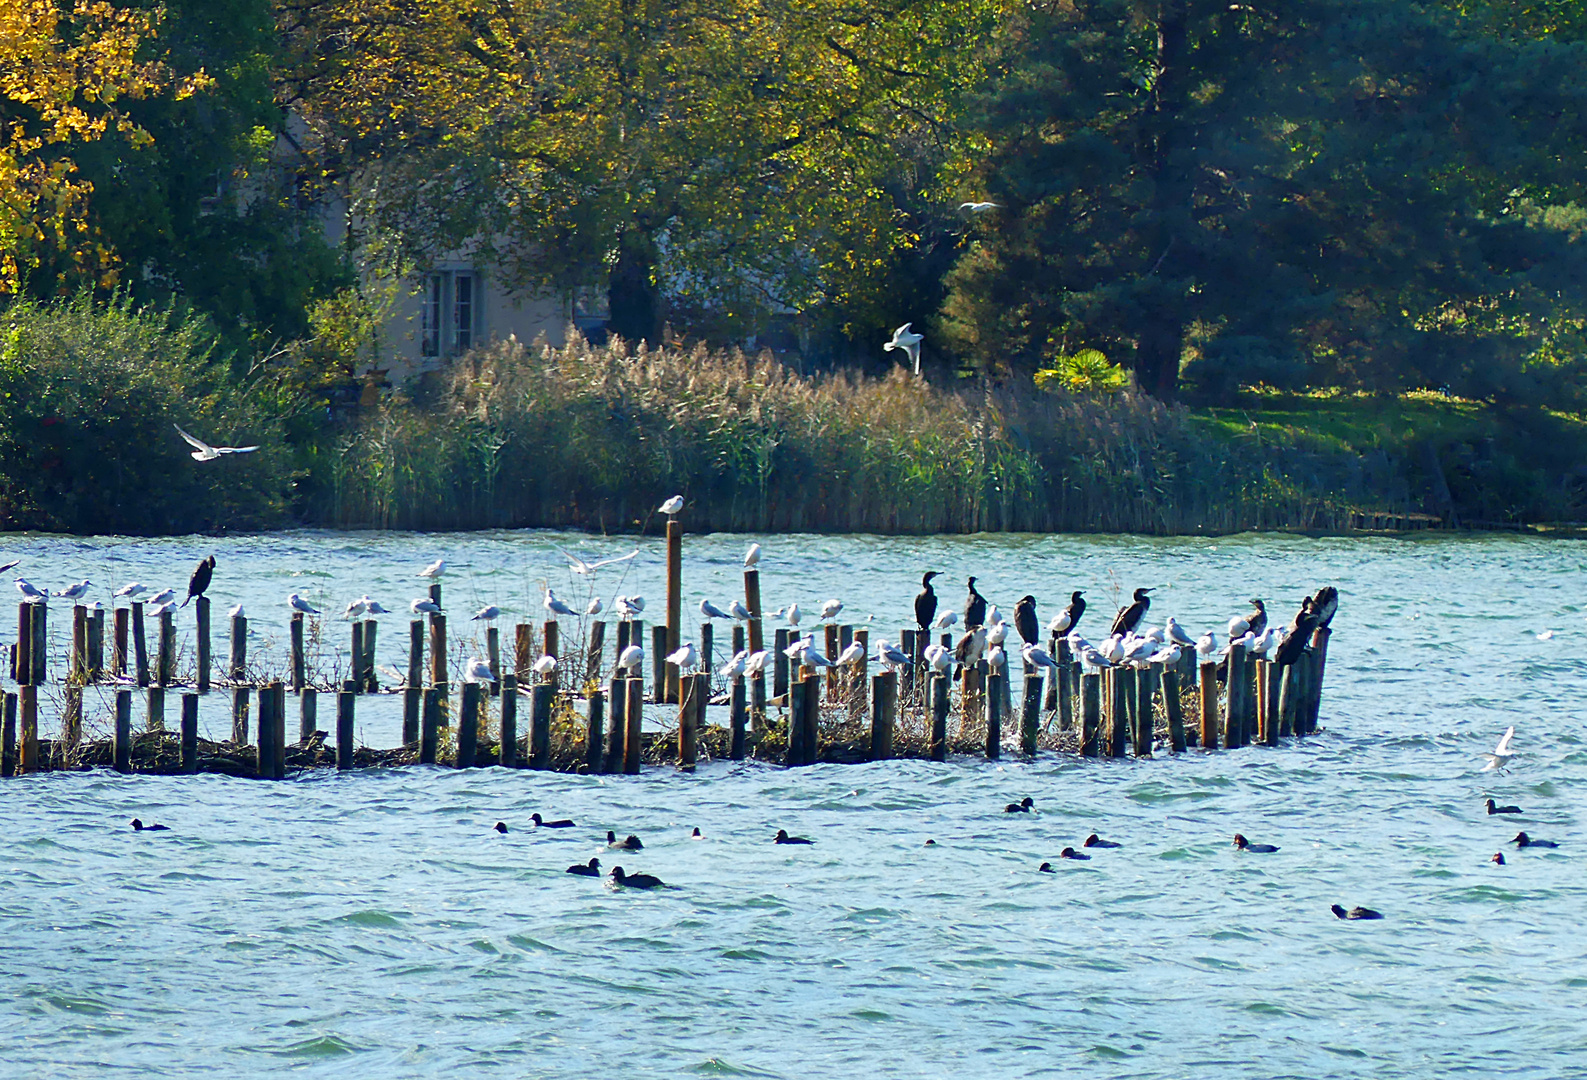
[2,529,1585,1078]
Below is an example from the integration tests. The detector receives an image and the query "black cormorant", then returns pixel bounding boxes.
[915,572,941,632]
[1014,595,1039,646]
[1310,585,1339,628]
[1244,599,1267,637]
[964,577,987,629]
[1110,588,1153,637]
[181,555,216,608]
[1053,591,1085,634]
[1272,597,1318,666]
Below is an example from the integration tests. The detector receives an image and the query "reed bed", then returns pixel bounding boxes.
[315,335,1404,534]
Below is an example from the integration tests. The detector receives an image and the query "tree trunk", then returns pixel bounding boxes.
[1135,0,1190,400]
[607,234,662,345]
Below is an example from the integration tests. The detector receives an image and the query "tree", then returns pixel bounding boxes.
[0,0,208,295]
[280,0,1000,343]
[940,0,1587,400]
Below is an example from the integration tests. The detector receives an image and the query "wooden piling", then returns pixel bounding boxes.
[529,682,553,769]
[420,687,440,764]
[678,672,700,769]
[731,623,745,657]
[157,609,176,687]
[1198,662,1219,749]
[492,673,516,767]
[411,620,427,688]
[1161,663,1184,752]
[15,602,31,686]
[457,682,480,768]
[397,685,418,745]
[87,606,104,682]
[1306,625,1331,732]
[337,682,356,771]
[1295,654,1316,737]
[542,619,559,691]
[351,621,365,693]
[801,673,820,765]
[773,627,790,700]
[586,620,606,686]
[231,686,250,744]
[113,606,128,679]
[579,681,599,772]
[1014,672,1036,756]
[730,675,747,760]
[650,624,667,702]
[228,612,246,682]
[299,686,317,743]
[72,603,87,680]
[700,623,714,689]
[362,619,378,692]
[1056,639,1074,730]
[181,693,198,774]
[901,629,918,697]
[744,568,764,656]
[1224,642,1246,749]
[1136,665,1157,756]
[147,685,165,733]
[63,685,82,753]
[1106,668,1128,757]
[986,670,1004,759]
[1117,666,1137,756]
[289,613,305,692]
[751,667,767,735]
[114,689,132,773]
[29,601,46,685]
[624,677,643,775]
[824,624,840,696]
[195,596,210,691]
[1263,660,1283,744]
[1,692,15,776]
[870,670,896,760]
[605,676,627,774]
[665,518,682,705]
[515,622,533,682]
[930,672,949,762]
[267,682,288,779]
[17,685,38,773]
[787,670,808,766]
[1080,673,1100,757]
[484,625,501,696]
[1277,661,1300,736]
[429,613,447,689]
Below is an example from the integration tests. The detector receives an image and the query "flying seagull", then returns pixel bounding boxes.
[557,547,638,576]
[884,322,924,375]
[1481,726,1517,773]
[959,201,1002,213]
[173,424,259,461]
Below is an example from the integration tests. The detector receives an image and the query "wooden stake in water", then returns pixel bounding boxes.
[1160,662,1184,752]
[181,693,198,774]
[30,601,46,685]
[529,682,553,769]
[72,603,87,681]
[231,686,250,744]
[362,619,378,692]
[113,606,128,679]
[787,672,807,766]
[1056,639,1074,730]
[229,611,246,682]
[824,625,840,697]
[289,613,305,693]
[1198,662,1220,749]
[665,517,682,705]
[486,626,501,697]
[87,606,104,682]
[678,671,700,769]
[650,624,667,703]
[15,603,31,686]
[1224,642,1247,749]
[63,685,82,753]
[420,688,440,765]
[800,672,820,764]
[147,686,165,734]
[501,673,520,768]
[1080,673,1101,757]
[773,627,790,701]
[1106,668,1127,757]
[1021,672,1041,756]
[700,623,714,689]
[586,621,606,687]
[351,622,365,693]
[581,682,601,772]
[930,673,949,762]
[429,581,442,612]
[18,686,38,774]
[157,609,176,687]
[300,687,318,743]
[515,622,533,682]
[986,669,1004,759]
[870,671,896,761]
[1,692,15,777]
[624,678,643,775]
[542,620,559,692]
[195,597,210,692]
[1135,666,1156,757]
[429,613,447,690]
[411,620,426,689]
[730,675,747,760]
[744,568,764,655]
[267,682,288,779]
[1306,625,1331,733]
[114,689,132,773]
[605,677,627,775]
[457,682,480,768]
[337,681,356,771]
[1263,660,1283,746]
[402,686,420,744]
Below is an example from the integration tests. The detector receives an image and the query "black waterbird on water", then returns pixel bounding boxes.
[130,818,169,832]
[915,572,941,632]
[494,821,508,834]
[1331,904,1383,920]
[1014,595,1039,647]
[567,858,601,876]
[610,866,664,888]
[1038,862,1055,872]
[1485,798,1522,815]
[607,831,643,850]
[1513,832,1559,848]
[1110,588,1152,637]
[182,555,215,607]
[1004,797,1033,813]
[1058,847,1089,860]
[1233,833,1278,853]
[531,813,576,828]
[1491,852,1506,865]
[774,829,814,844]
[1083,834,1120,848]
[964,577,988,629]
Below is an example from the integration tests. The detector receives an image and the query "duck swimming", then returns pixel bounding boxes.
[1331,904,1383,920]
[1083,834,1120,848]
[774,829,813,845]
[531,813,576,828]
[130,818,169,832]
[1058,847,1089,860]
[1513,832,1559,848]
[607,831,643,850]
[567,858,601,876]
[1485,798,1522,815]
[1233,833,1278,853]
[610,866,664,889]
[1004,797,1034,814]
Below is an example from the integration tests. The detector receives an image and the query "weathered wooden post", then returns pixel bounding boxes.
[678,672,700,769]
[514,622,533,682]
[62,685,82,753]
[1019,672,1040,756]
[1224,642,1246,749]
[700,623,715,690]
[1080,672,1101,757]
[930,672,949,762]
[411,619,426,688]
[231,686,250,744]
[456,681,480,768]
[498,673,519,767]
[1198,662,1220,749]
[1295,654,1315,737]
[1277,659,1301,737]
[800,672,820,764]
[87,606,104,682]
[900,629,917,697]
[72,603,87,681]
[114,689,132,773]
[195,596,210,692]
[1160,661,1184,752]
[529,682,553,769]
[744,568,764,657]
[429,612,448,689]
[985,668,1004,759]
[787,671,808,766]
[1307,625,1331,731]
[580,681,600,772]
[229,610,246,682]
[665,515,683,705]
[1,692,15,777]
[486,625,501,696]
[156,608,176,687]
[181,693,198,774]
[15,602,31,687]
[585,620,607,687]
[624,677,643,775]
[420,687,440,764]
[773,627,790,702]
[870,670,896,760]
[1135,665,1156,756]
[28,601,46,686]
[147,685,165,733]
[605,676,627,774]
[289,613,305,693]
[113,606,128,679]
[852,628,870,717]
[1055,639,1074,730]
[350,621,365,694]
[402,685,420,745]
[1263,660,1282,745]
[18,685,38,774]
[337,681,356,771]
[1105,668,1126,757]
[730,674,747,760]
[732,623,746,659]
[300,686,318,743]
[823,625,840,697]
[267,681,288,779]
[362,618,378,692]
[650,624,668,702]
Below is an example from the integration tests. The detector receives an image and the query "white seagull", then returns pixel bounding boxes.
[1022,644,1058,670]
[228,603,245,618]
[932,610,958,630]
[836,641,866,666]
[0,559,18,574]
[543,589,578,617]
[728,600,751,621]
[14,578,45,601]
[418,559,445,578]
[785,603,802,627]
[744,543,762,567]
[987,645,1006,672]
[745,650,770,675]
[557,547,638,576]
[666,642,699,670]
[1195,631,1218,662]
[700,599,731,621]
[174,423,259,461]
[1481,726,1517,773]
[922,643,952,673]
[884,322,924,374]
[659,495,684,516]
[147,601,176,617]
[1166,616,1196,647]
[587,597,605,616]
[463,657,494,683]
[410,597,440,615]
[343,597,369,619]
[146,588,176,607]
[876,640,910,671]
[472,605,501,622]
[617,645,644,672]
[54,580,91,600]
[720,651,748,679]
[114,582,147,599]
[364,598,391,615]
[1049,612,1073,634]
[820,598,844,622]
[532,654,557,677]
[287,593,320,615]
[959,201,1002,213]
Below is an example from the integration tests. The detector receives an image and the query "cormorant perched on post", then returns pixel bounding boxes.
[1052,591,1085,634]
[1110,587,1153,637]
[953,627,988,672]
[1014,595,1039,646]
[1310,586,1339,629]
[965,577,988,629]
[181,556,216,608]
[915,572,941,631]
[1273,597,1318,666]
[1245,599,1267,637]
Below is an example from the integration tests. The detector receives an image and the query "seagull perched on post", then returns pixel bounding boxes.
[617,645,644,671]
[876,640,910,671]
[418,560,445,579]
[932,610,958,631]
[666,642,699,671]
[884,322,924,375]
[173,424,259,461]
[472,605,501,622]
[543,589,578,617]
[700,599,731,621]
[531,654,557,678]
[659,495,684,516]
[463,657,494,683]
[363,598,390,615]
[146,588,175,607]
[744,543,762,567]
[410,597,440,615]
[54,580,91,600]
[820,598,843,622]
[343,597,369,619]
[288,593,320,616]
[729,600,751,621]
[114,582,147,601]
[587,597,604,616]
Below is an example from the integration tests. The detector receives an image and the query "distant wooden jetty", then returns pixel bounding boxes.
[0,528,1332,779]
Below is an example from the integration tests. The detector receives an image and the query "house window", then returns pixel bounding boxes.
[453,272,473,353]
[420,274,443,357]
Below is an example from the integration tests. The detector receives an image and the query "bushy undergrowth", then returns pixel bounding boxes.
[0,295,291,533]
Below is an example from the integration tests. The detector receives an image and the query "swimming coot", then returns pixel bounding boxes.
[494,821,509,834]
[130,818,169,832]
[1058,847,1090,860]
[1491,852,1506,865]
[1083,834,1120,848]
[774,829,813,845]
[531,813,576,828]
[1233,834,1278,853]
[1485,798,1522,815]
[691,827,703,839]
[610,866,664,889]
[607,831,643,850]
[1330,904,1383,920]
[567,858,601,876]
[1513,832,1559,848]
[1037,862,1055,873]
[1004,797,1034,814]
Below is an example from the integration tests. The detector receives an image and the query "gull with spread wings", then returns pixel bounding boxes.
[174,424,259,461]
[556,547,638,576]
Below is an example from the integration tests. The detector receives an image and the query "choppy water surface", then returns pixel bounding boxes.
[4,529,1587,1078]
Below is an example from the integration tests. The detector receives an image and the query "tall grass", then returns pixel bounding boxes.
[312,335,1407,534]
